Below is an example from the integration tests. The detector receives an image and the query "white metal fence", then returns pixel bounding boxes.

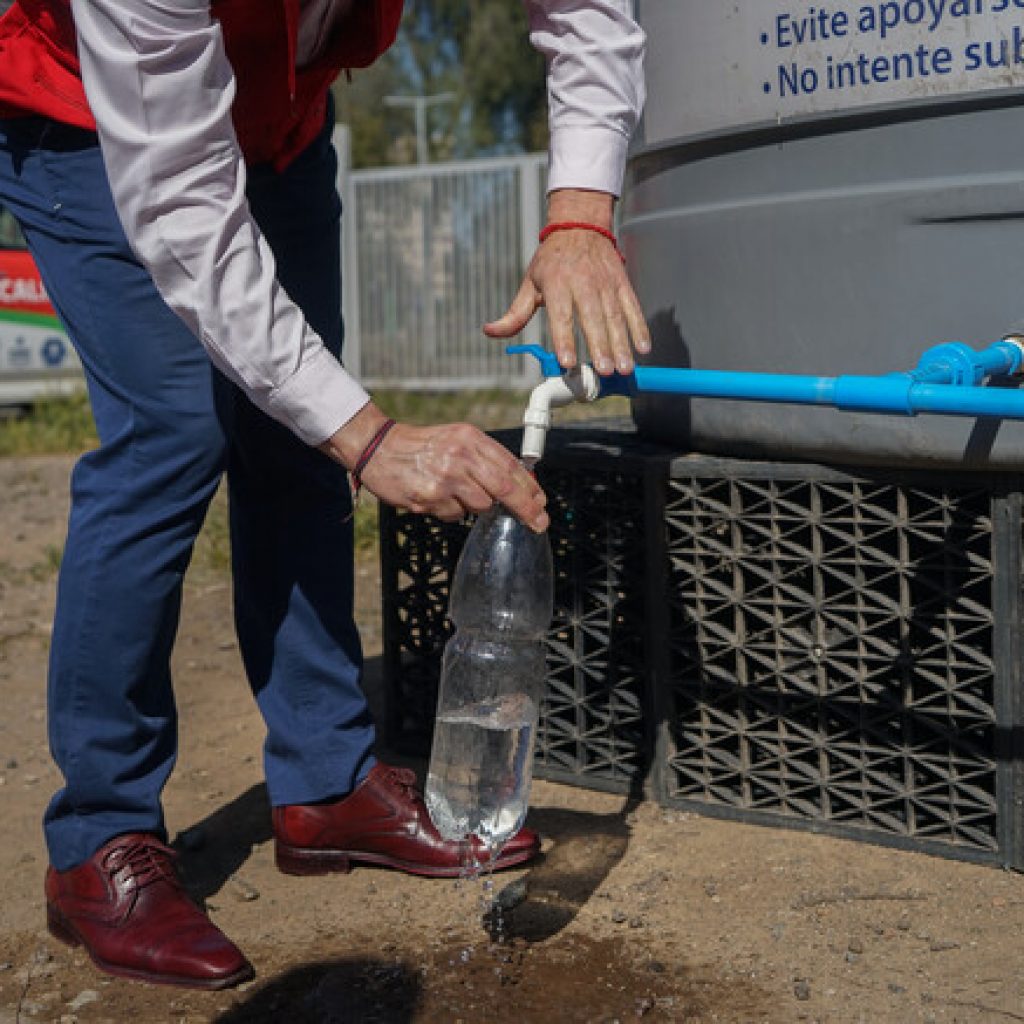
[0,131,547,407]
[336,128,547,390]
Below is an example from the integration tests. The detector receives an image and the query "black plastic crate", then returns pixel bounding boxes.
[653,457,1024,869]
[379,425,1024,867]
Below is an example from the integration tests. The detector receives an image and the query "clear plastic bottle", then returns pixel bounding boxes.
[424,501,553,854]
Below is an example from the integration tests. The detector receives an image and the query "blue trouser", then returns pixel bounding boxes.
[0,114,376,871]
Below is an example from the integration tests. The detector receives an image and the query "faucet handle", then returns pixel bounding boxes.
[506,344,563,378]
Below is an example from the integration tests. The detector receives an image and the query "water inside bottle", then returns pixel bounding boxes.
[425,692,537,852]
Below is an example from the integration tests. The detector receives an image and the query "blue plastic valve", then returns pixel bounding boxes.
[506,344,562,378]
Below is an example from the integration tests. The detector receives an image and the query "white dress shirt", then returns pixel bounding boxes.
[69,0,646,447]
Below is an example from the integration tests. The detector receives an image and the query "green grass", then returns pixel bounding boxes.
[0,387,628,456]
[372,387,631,432]
[192,486,232,579]
[0,391,97,457]
[0,388,630,578]
[34,543,64,580]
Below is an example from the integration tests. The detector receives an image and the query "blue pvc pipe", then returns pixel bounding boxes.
[597,341,1024,420]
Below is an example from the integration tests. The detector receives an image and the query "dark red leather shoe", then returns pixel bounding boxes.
[273,763,541,878]
[45,833,254,990]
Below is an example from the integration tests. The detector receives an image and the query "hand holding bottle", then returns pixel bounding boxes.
[321,404,549,532]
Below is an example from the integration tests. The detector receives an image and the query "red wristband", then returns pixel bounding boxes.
[539,221,624,261]
[351,417,396,496]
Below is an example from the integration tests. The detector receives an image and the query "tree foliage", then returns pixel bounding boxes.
[332,0,548,168]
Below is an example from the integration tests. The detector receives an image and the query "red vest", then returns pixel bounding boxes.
[0,0,403,169]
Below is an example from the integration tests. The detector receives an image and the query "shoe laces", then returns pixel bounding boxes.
[102,837,178,892]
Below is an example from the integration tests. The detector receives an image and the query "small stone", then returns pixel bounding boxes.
[896,917,911,932]
[928,939,959,952]
[5,758,17,769]
[229,875,260,902]
[844,952,858,964]
[68,989,99,1010]
[628,917,644,929]
[794,979,811,1001]
[611,910,627,924]
[32,959,57,979]
[848,938,864,955]
[888,983,907,994]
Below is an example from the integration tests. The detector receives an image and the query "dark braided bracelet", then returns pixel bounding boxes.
[350,417,396,497]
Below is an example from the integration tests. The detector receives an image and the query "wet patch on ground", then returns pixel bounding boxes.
[0,931,775,1024]
[217,933,774,1023]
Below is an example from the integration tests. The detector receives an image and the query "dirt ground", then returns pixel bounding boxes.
[4,455,1024,1024]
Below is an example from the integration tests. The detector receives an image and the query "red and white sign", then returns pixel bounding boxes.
[0,249,53,313]
[0,245,79,401]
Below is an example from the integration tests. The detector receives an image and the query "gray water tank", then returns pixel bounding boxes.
[622,1,1024,470]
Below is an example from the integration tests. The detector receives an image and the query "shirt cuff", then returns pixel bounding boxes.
[547,124,630,197]
[266,346,371,447]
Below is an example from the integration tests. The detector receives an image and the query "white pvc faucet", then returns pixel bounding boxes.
[520,364,602,464]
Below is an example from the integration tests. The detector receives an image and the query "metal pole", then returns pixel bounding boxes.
[383,93,457,164]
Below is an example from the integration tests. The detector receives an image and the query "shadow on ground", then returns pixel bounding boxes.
[486,801,639,943]
[154,753,775,1021]
[214,959,421,1024]
[173,783,272,906]
[173,776,639,947]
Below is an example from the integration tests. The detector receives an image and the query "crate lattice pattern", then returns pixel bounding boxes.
[662,472,1000,852]
[384,514,468,752]
[538,464,647,786]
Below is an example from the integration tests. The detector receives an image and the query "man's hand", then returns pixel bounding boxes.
[484,188,650,376]
[321,404,550,532]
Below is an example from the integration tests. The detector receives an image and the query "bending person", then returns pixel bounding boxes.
[0,0,647,989]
